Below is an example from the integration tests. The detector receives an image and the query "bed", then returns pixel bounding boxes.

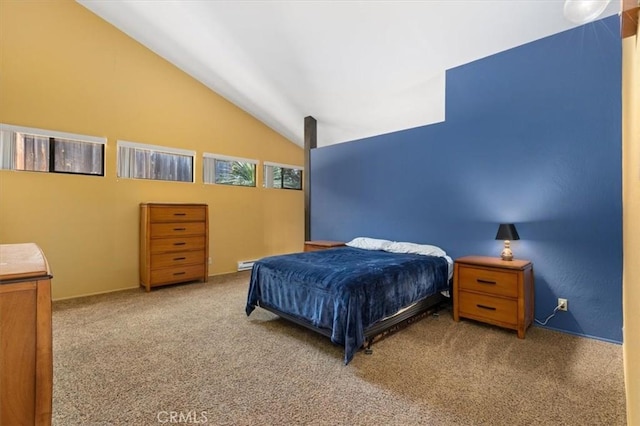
[245,238,452,364]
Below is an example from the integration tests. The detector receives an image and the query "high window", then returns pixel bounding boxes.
[117,140,194,182]
[0,124,106,176]
[203,153,257,187]
[263,162,303,190]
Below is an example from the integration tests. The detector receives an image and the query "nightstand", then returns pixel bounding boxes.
[304,240,345,252]
[453,256,534,338]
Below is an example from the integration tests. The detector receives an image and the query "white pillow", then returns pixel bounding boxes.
[384,241,447,258]
[345,237,393,251]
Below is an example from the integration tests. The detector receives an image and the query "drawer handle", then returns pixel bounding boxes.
[173,242,186,246]
[173,227,187,231]
[477,279,497,285]
[173,257,186,261]
[173,271,186,276]
[174,213,187,216]
[477,304,497,311]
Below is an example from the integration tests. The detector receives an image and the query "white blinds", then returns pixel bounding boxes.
[117,140,195,182]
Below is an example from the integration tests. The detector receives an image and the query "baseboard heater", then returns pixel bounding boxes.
[237,260,257,271]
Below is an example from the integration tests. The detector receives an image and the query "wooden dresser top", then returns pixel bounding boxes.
[0,243,51,282]
[140,202,208,206]
[304,240,345,247]
[455,255,531,270]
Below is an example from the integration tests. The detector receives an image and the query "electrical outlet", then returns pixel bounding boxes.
[558,298,568,311]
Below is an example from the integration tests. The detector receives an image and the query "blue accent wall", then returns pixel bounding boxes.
[310,16,622,342]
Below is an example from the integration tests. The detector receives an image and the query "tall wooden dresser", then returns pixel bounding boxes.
[0,243,53,426]
[140,203,209,292]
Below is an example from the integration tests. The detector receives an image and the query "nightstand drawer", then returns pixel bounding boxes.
[458,266,518,298]
[458,292,517,326]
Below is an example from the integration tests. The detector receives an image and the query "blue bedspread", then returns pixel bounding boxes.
[245,246,449,364]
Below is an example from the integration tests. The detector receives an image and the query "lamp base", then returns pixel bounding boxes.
[500,250,514,261]
[500,241,513,261]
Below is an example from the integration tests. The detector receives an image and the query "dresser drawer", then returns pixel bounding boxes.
[150,222,205,238]
[149,206,206,223]
[458,291,517,326]
[150,264,205,285]
[150,236,205,253]
[457,266,518,298]
[151,250,206,269]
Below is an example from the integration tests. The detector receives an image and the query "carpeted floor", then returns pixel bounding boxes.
[52,272,626,425]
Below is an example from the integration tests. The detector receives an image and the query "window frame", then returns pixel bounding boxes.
[0,123,107,176]
[117,140,196,183]
[263,161,303,190]
[203,153,258,187]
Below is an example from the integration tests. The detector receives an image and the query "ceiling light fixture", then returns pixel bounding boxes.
[563,0,611,24]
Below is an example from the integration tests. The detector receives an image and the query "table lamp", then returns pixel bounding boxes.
[496,223,519,261]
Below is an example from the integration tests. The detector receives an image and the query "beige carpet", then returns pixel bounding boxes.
[52,272,626,425]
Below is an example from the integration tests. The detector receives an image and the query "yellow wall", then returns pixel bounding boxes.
[0,0,303,299]
[623,29,640,426]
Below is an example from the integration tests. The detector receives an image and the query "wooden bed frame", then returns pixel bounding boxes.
[257,290,448,357]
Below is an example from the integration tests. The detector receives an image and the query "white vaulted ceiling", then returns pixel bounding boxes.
[77,1,619,148]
